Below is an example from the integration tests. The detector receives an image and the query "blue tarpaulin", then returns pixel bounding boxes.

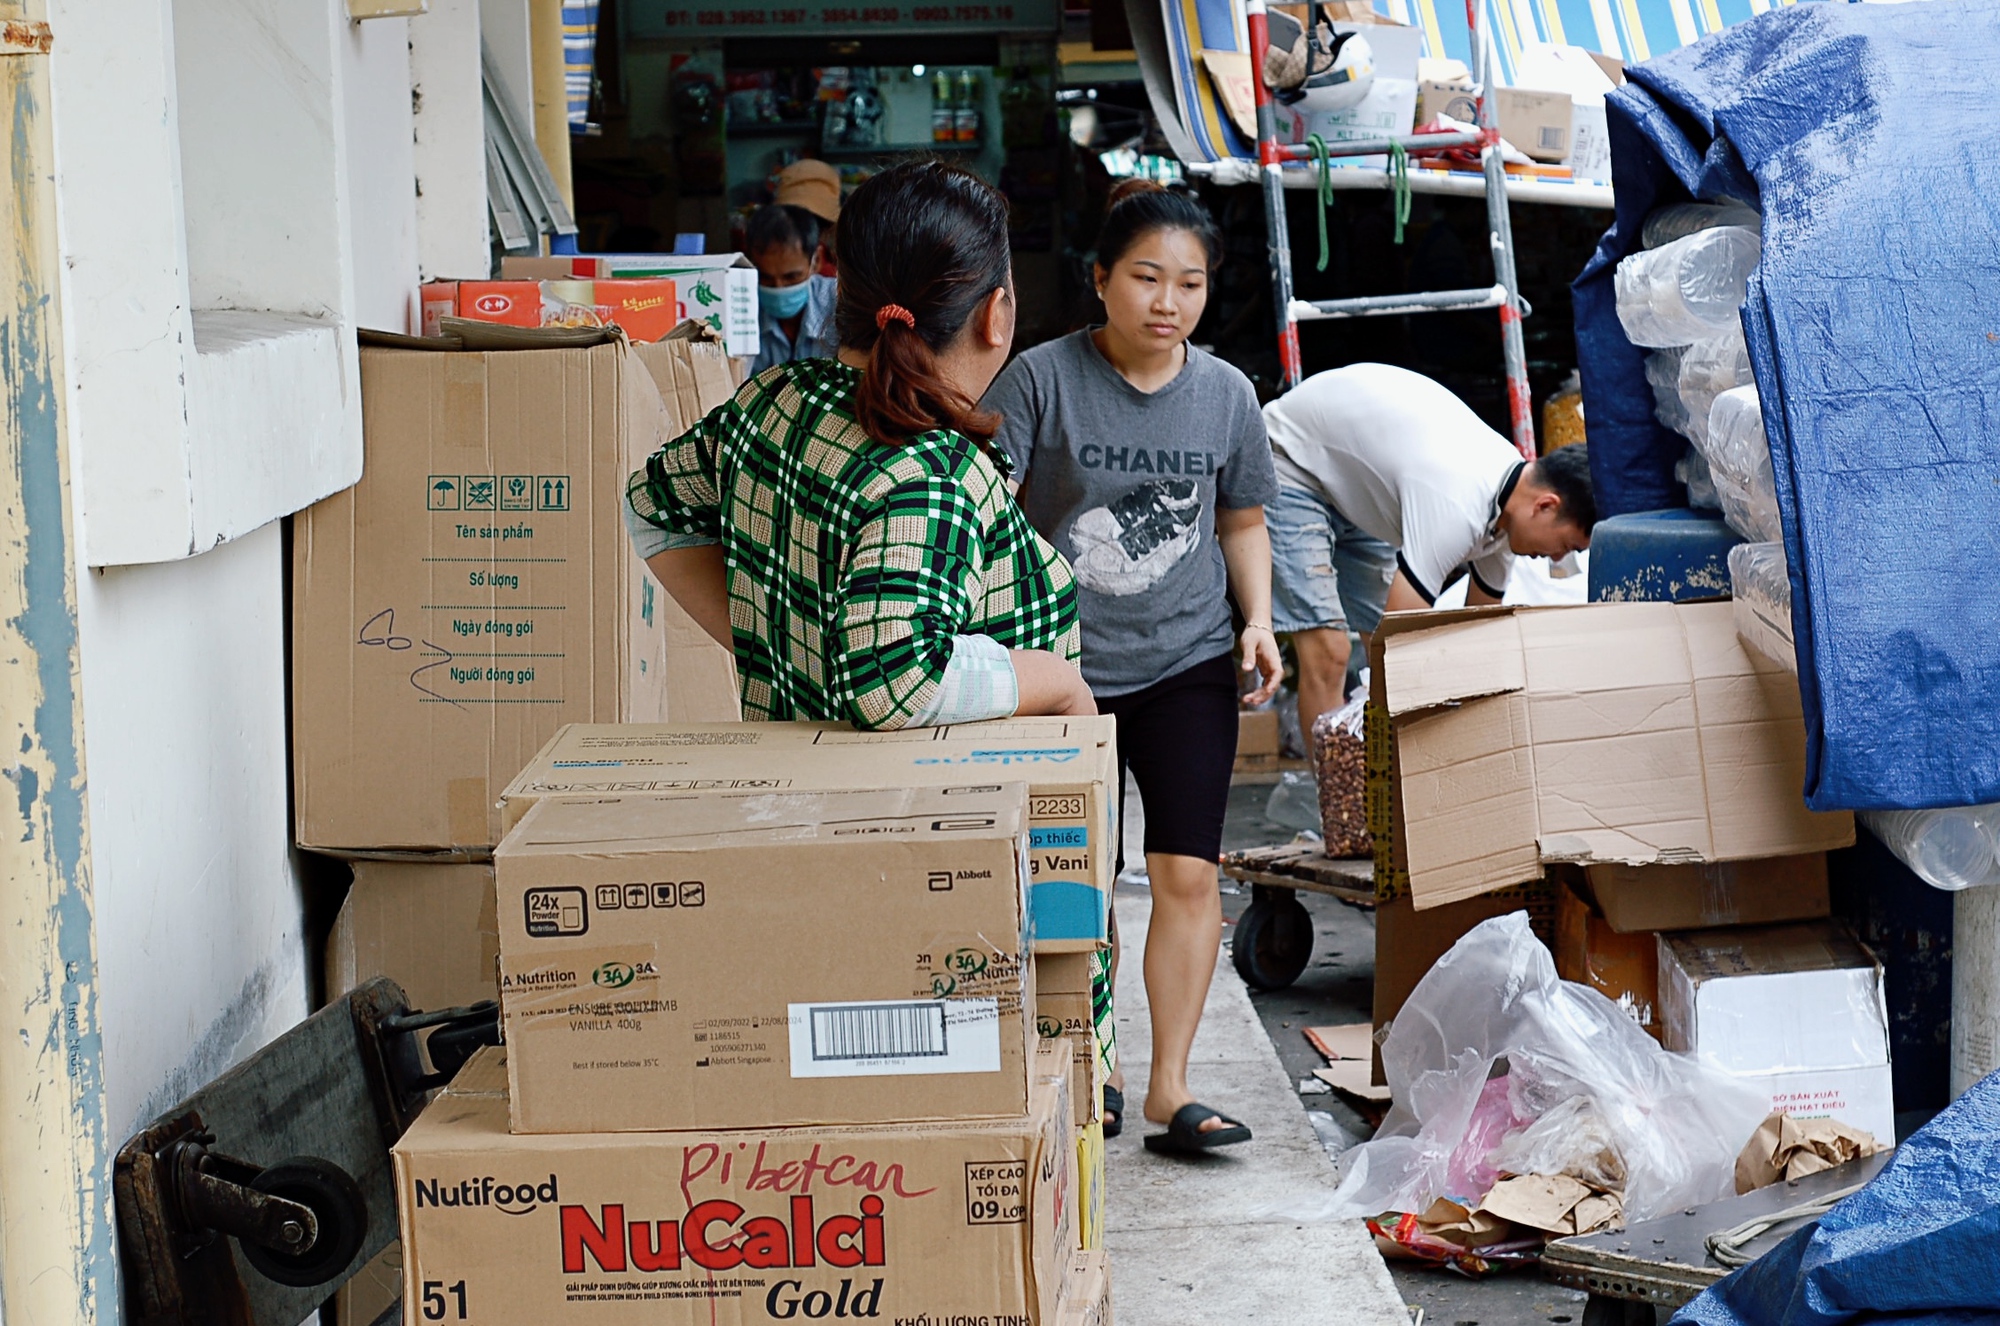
[1672,1069,2000,1325]
[1572,0,2000,813]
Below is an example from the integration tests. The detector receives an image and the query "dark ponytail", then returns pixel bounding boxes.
[1097,178,1223,273]
[834,160,1012,444]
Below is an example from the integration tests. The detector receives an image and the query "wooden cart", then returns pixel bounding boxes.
[1221,841,1373,990]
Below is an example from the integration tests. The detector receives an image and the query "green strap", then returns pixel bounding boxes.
[1307,132,1334,272]
[1389,140,1412,245]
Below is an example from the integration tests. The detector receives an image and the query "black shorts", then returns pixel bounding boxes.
[1096,652,1239,872]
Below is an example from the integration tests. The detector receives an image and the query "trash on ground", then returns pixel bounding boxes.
[1293,913,1770,1231]
[1305,1023,1393,1116]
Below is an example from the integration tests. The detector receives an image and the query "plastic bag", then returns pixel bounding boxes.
[1310,693,1371,858]
[1861,805,2000,892]
[1614,225,1761,348]
[1640,200,1761,250]
[1264,770,1321,835]
[1706,385,1782,543]
[1677,446,1720,511]
[1299,913,1769,1225]
[1646,348,1693,437]
[1728,541,1797,676]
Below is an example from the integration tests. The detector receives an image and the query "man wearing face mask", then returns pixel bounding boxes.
[747,160,841,375]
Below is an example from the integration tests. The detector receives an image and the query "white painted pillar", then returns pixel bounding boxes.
[0,9,116,1321]
[411,0,492,280]
[1953,884,2000,1097]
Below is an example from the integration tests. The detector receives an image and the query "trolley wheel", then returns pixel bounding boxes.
[238,1156,368,1288]
[1231,886,1314,990]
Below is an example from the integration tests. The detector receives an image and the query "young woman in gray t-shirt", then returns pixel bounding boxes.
[984,180,1282,1156]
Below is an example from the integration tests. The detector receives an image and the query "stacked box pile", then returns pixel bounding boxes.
[392,782,1112,1323]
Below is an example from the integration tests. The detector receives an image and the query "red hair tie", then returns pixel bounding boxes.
[875,303,916,331]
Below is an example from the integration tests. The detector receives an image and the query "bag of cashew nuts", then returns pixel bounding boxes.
[1311,693,1372,858]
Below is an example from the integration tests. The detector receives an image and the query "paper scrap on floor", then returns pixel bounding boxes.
[1305,1023,1391,1103]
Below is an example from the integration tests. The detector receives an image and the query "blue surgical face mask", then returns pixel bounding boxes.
[759,281,811,318]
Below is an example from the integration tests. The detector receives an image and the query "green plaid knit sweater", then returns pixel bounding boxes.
[628,358,1081,728]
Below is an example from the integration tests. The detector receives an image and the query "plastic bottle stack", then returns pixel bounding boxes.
[1614,225,1762,349]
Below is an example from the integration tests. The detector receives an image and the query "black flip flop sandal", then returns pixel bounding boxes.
[1142,1103,1252,1156]
[1102,1085,1124,1139]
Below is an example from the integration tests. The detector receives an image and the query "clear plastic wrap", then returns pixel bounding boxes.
[1646,348,1693,436]
[1677,445,1720,511]
[1727,540,1795,673]
[1640,201,1761,250]
[1299,913,1770,1225]
[1861,806,2000,892]
[1707,385,1783,543]
[1677,331,1754,439]
[1614,225,1762,348]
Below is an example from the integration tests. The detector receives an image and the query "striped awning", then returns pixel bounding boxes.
[1135,0,1833,165]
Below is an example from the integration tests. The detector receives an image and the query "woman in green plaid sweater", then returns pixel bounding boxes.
[626,160,1093,728]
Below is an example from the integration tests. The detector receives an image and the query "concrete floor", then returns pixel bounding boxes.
[1105,773,1601,1326]
[1104,889,1408,1326]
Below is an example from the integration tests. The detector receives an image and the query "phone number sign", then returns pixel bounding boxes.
[630,0,1059,36]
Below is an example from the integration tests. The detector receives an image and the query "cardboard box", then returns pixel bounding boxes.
[1059,1250,1111,1326]
[326,860,499,1011]
[1585,854,1830,934]
[1658,922,1895,1143]
[1374,602,1854,910]
[496,785,1036,1133]
[504,254,761,358]
[544,280,683,342]
[1035,994,1101,1128]
[395,1044,1073,1326]
[1238,708,1280,759]
[1495,86,1574,162]
[1033,953,1103,1125]
[420,281,457,338]
[1417,77,1478,127]
[1554,872,1659,1040]
[1035,952,1094,997]
[499,718,1119,951]
[450,279,682,343]
[292,334,739,853]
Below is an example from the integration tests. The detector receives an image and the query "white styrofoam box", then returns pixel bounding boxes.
[1736,1064,1897,1149]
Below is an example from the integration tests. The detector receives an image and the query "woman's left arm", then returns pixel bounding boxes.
[1217,505,1283,707]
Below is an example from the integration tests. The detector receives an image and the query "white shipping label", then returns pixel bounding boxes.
[787,998,1001,1078]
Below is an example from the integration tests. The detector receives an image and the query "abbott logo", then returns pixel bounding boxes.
[525,887,587,937]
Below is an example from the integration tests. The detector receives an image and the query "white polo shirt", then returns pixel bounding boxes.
[1262,363,1524,602]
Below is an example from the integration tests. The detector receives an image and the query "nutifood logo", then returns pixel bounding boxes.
[591,959,658,989]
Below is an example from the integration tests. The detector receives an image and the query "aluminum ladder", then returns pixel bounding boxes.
[1242,0,1535,457]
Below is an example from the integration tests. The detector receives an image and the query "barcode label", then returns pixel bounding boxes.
[812,1002,949,1061]
[788,999,1002,1079]
[1539,126,1566,150]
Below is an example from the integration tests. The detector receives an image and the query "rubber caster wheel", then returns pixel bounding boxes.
[1231,887,1313,991]
[238,1156,368,1288]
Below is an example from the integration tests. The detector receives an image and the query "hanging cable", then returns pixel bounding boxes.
[1307,132,1335,272]
[1389,140,1413,245]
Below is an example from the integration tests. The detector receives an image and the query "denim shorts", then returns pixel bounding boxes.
[1267,482,1397,636]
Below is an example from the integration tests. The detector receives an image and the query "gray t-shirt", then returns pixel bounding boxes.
[985,330,1277,695]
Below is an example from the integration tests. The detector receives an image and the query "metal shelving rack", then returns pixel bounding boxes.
[1241,0,1537,457]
